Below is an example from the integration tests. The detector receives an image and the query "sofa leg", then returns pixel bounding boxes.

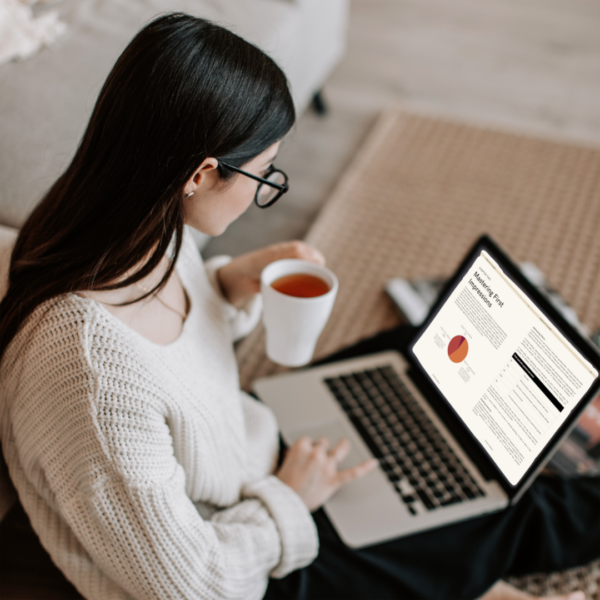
[311,91,328,116]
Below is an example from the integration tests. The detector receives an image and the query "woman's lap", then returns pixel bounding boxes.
[264,326,600,599]
[265,475,600,600]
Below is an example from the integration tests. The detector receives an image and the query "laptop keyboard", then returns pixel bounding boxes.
[324,366,485,516]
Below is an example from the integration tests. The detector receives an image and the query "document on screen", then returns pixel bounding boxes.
[413,251,598,484]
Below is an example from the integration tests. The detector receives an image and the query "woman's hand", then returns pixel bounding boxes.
[216,241,325,307]
[276,436,378,512]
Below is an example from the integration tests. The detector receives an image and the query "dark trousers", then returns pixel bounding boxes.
[264,325,600,600]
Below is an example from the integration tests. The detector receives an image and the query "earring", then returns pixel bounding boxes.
[185,191,195,198]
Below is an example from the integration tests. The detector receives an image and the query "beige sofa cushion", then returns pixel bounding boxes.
[0,0,348,233]
[0,224,18,522]
[0,224,17,299]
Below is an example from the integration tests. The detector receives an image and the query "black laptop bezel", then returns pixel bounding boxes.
[405,234,600,502]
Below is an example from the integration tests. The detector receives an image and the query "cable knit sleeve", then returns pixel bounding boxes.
[65,363,316,599]
[241,477,318,578]
[1,298,318,600]
[203,255,262,342]
[67,460,317,600]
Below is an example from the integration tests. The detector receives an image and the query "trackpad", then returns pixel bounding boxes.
[287,421,370,471]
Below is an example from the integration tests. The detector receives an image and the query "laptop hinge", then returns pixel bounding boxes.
[510,417,581,505]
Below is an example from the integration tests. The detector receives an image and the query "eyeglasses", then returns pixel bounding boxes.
[219,161,289,208]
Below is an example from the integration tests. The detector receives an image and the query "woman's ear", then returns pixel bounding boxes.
[183,157,219,196]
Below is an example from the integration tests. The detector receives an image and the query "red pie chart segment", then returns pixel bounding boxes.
[448,335,468,363]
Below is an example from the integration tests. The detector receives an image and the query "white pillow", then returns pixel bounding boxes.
[0,225,18,522]
[0,225,17,301]
[0,0,66,65]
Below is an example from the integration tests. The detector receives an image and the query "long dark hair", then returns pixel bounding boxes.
[0,13,294,360]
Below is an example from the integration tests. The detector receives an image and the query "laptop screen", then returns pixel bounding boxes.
[411,247,599,486]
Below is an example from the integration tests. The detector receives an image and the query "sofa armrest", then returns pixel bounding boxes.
[0,225,18,523]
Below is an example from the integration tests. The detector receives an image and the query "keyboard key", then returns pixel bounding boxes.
[323,369,484,512]
[440,496,463,507]
[462,486,476,499]
[415,489,436,510]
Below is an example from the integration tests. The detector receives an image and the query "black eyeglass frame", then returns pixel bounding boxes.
[219,161,289,208]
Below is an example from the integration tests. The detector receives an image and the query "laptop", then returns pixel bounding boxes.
[253,235,600,548]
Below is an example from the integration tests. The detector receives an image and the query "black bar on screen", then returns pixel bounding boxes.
[512,353,564,412]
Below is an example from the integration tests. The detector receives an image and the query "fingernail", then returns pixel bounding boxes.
[567,592,585,600]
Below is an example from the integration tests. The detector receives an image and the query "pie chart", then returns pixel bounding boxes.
[448,335,468,363]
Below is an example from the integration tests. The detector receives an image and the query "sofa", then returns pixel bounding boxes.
[0,224,18,522]
[0,0,349,524]
[0,0,349,240]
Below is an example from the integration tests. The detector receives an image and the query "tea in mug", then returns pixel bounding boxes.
[271,273,330,298]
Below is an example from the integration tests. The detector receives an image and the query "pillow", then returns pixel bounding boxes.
[0,225,17,301]
[0,0,65,65]
[0,226,18,523]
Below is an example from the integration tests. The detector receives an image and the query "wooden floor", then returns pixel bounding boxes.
[204,0,600,259]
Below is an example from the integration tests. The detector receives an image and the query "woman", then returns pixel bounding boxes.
[0,13,597,600]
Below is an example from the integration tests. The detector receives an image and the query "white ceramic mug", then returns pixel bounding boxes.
[261,259,338,367]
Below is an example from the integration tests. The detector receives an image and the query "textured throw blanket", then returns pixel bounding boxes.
[0,0,65,65]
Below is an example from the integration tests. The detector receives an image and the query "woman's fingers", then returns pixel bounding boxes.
[294,435,314,453]
[312,437,330,451]
[290,241,325,265]
[267,241,325,266]
[336,458,379,485]
[328,438,351,465]
[307,437,328,463]
[276,435,379,511]
[216,241,325,306]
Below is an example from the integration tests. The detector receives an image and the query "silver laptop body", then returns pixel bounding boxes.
[254,351,507,548]
[253,237,600,548]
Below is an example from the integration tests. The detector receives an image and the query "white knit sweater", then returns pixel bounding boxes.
[0,227,318,600]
